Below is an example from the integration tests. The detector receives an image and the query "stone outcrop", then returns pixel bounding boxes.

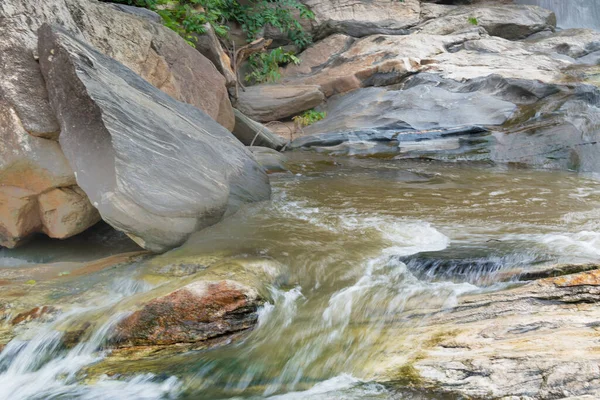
[0,0,236,247]
[378,269,600,399]
[299,85,516,136]
[281,30,482,97]
[111,280,260,347]
[415,4,556,40]
[235,85,325,122]
[39,24,270,252]
[301,0,421,39]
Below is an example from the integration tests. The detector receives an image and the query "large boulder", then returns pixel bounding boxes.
[301,0,421,39]
[39,24,270,252]
[0,0,235,247]
[235,84,325,122]
[415,4,557,40]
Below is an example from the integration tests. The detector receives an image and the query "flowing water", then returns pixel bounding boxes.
[516,0,600,30]
[3,154,600,399]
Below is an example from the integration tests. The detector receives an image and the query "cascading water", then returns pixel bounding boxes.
[3,156,600,399]
[516,0,600,30]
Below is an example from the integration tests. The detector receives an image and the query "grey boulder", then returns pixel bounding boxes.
[233,109,287,150]
[39,24,271,252]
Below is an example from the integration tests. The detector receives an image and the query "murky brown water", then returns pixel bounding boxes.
[2,154,600,399]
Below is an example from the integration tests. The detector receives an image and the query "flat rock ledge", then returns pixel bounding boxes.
[377,269,600,399]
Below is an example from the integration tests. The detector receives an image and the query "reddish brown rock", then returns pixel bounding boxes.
[111,280,261,347]
[11,305,58,326]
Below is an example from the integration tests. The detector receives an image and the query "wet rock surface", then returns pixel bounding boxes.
[39,24,270,252]
[111,280,261,347]
[380,269,600,399]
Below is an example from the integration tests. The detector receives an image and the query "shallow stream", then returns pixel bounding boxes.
[2,154,600,399]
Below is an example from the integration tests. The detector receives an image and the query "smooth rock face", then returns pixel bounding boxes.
[415,4,556,40]
[281,34,355,77]
[233,109,287,150]
[379,269,600,398]
[429,36,569,83]
[70,0,235,131]
[111,280,260,347]
[39,25,270,252]
[302,0,421,39]
[0,0,235,246]
[302,85,516,136]
[235,85,325,122]
[491,84,600,172]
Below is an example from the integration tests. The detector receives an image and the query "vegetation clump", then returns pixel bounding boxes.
[104,0,314,82]
[292,109,327,127]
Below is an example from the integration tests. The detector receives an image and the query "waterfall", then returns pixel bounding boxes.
[516,0,600,30]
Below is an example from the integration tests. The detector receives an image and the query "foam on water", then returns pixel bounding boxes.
[267,374,390,400]
[0,277,179,400]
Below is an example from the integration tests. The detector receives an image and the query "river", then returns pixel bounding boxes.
[2,154,600,399]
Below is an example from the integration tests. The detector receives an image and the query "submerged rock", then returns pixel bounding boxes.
[39,24,270,252]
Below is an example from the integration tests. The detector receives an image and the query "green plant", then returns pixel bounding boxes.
[245,47,300,84]
[468,16,478,25]
[292,109,326,127]
[103,0,314,48]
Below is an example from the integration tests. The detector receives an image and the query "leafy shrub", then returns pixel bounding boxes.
[292,109,326,127]
[245,47,300,84]
[104,0,314,48]
[104,0,313,82]
[468,16,478,25]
